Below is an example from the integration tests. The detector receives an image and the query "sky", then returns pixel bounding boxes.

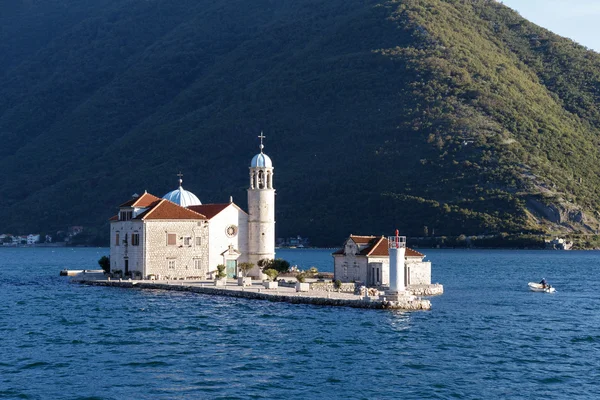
[501,0,600,52]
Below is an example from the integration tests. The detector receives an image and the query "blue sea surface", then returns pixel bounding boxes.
[1,247,599,399]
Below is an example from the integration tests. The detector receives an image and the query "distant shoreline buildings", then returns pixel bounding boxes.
[0,226,84,247]
[277,235,310,248]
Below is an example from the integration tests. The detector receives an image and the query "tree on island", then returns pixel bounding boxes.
[98,256,110,273]
[237,262,254,277]
[258,258,290,281]
[258,258,290,274]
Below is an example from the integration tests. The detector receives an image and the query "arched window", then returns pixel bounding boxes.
[258,170,265,189]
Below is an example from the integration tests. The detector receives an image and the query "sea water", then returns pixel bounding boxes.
[1,247,599,399]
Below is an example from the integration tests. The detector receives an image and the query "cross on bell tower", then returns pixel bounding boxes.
[258,132,265,153]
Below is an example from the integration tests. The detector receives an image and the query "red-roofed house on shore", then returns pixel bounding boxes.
[109,136,274,280]
[332,235,431,287]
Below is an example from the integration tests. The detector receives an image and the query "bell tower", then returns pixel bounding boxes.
[247,133,276,271]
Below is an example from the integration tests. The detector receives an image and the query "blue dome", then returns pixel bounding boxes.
[251,153,273,168]
[163,185,201,207]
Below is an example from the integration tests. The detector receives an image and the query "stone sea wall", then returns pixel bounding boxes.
[310,282,444,296]
[75,280,431,310]
[310,282,356,293]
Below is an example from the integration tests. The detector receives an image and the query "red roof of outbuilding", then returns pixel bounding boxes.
[332,235,425,258]
[350,235,378,245]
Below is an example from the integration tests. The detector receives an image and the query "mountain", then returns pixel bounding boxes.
[1,0,600,246]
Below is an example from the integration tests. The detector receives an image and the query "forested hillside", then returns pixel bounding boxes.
[1,0,600,245]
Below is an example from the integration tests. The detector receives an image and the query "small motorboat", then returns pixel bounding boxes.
[528,282,556,293]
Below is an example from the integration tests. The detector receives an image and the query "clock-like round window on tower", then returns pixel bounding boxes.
[226,225,238,238]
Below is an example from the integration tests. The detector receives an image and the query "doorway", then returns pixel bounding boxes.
[226,259,237,278]
[368,263,382,286]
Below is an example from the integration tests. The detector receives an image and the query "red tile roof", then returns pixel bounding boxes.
[119,192,161,208]
[365,237,387,256]
[108,215,118,221]
[140,199,207,220]
[188,204,231,220]
[350,235,378,245]
[332,235,425,258]
[405,247,425,257]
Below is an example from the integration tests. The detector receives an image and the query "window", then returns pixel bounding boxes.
[115,232,120,246]
[195,237,202,246]
[194,259,202,270]
[184,237,191,246]
[119,211,132,221]
[226,225,238,238]
[132,233,140,246]
[167,233,176,246]
[168,260,176,269]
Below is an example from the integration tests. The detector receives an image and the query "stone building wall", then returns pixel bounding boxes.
[110,220,144,274]
[144,220,209,279]
[407,261,431,285]
[333,254,368,283]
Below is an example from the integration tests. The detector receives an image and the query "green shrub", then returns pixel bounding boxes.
[263,268,279,281]
[216,264,227,279]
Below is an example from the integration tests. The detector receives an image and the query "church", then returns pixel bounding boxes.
[109,136,275,280]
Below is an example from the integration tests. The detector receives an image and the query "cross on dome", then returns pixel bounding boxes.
[177,171,183,187]
[258,132,265,153]
[250,132,273,168]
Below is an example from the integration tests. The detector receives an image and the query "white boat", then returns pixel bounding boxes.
[528,282,556,293]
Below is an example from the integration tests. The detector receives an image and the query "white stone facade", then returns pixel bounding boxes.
[206,204,249,275]
[334,254,430,286]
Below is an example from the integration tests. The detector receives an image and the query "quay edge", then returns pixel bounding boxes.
[72,278,434,311]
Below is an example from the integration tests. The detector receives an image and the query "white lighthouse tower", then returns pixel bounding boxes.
[387,230,408,300]
[247,133,276,274]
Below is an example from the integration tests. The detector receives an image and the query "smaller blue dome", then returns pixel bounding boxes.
[251,153,273,168]
[163,179,201,207]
